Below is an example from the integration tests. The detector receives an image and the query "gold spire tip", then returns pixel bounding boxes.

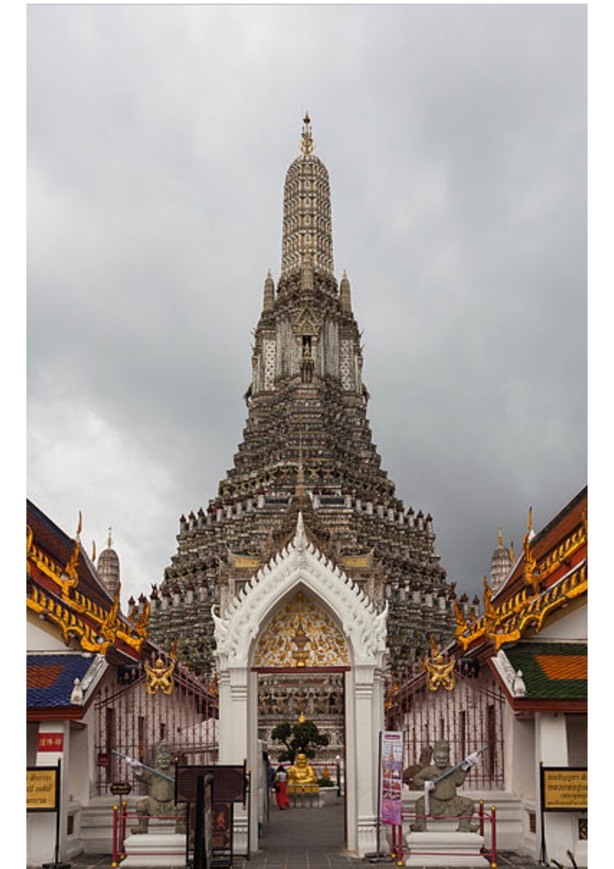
[300,112,314,155]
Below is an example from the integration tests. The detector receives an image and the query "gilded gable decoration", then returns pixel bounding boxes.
[253,591,350,668]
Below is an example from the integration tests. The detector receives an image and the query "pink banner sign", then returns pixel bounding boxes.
[380,730,403,825]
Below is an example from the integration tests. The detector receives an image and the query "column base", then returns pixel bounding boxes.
[121,833,186,867]
[405,831,489,867]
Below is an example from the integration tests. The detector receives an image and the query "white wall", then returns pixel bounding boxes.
[538,603,586,641]
[27,615,68,651]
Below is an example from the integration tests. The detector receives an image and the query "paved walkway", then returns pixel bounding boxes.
[69,802,547,869]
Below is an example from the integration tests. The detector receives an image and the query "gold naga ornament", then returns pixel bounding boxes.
[522,507,540,595]
[145,640,177,695]
[421,636,456,692]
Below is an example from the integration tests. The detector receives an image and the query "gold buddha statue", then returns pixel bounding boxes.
[287,752,319,794]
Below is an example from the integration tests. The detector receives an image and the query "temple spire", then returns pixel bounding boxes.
[263,270,275,311]
[281,114,334,281]
[340,270,352,312]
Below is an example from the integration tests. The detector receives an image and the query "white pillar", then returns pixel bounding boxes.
[27,722,70,865]
[535,713,575,866]
[353,664,380,857]
[217,666,251,857]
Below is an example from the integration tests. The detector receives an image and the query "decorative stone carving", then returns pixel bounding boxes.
[253,591,350,667]
[213,513,387,671]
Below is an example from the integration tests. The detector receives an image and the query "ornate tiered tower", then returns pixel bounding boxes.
[489,528,515,594]
[148,116,457,687]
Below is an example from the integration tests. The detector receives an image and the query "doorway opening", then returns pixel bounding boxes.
[255,666,347,848]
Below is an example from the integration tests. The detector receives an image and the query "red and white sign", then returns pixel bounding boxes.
[37,732,64,753]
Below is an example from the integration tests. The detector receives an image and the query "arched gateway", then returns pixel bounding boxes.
[213,513,387,856]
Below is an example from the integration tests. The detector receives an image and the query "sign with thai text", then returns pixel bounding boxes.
[541,767,587,811]
[380,731,404,825]
[37,732,64,753]
[27,767,58,811]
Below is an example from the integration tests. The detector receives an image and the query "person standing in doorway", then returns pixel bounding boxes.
[274,764,290,810]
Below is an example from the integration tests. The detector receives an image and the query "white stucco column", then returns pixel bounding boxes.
[27,721,70,865]
[535,712,575,866]
[218,667,248,764]
[352,664,380,857]
[217,666,250,856]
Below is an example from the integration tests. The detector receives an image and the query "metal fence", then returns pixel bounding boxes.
[385,665,506,790]
[94,659,218,796]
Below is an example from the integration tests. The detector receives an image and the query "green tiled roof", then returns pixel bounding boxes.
[505,642,587,701]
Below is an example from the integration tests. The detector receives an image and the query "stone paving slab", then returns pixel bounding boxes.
[65,802,546,869]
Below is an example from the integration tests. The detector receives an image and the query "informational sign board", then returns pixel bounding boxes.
[176,764,246,805]
[379,731,404,825]
[541,767,588,812]
[27,766,58,812]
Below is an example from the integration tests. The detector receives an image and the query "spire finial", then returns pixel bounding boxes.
[497,527,504,547]
[107,527,113,548]
[340,270,352,312]
[297,427,305,496]
[263,270,275,310]
[300,112,314,155]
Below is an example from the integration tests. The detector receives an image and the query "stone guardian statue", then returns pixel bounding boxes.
[410,740,484,832]
[127,741,186,834]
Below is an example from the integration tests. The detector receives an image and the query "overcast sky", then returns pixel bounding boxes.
[25,3,589,608]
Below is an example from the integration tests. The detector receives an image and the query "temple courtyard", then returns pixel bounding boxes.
[69,802,546,869]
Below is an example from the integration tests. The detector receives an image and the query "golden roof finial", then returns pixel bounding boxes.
[497,527,504,547]
[300,112,314,155]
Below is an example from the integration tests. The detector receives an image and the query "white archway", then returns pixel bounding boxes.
[212,513,388,856]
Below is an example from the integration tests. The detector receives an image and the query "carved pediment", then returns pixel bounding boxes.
[212,513,387,669]
[253,590,350,667]
[291,306,322,337]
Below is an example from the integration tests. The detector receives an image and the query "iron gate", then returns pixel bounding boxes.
[94,659,218,796]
